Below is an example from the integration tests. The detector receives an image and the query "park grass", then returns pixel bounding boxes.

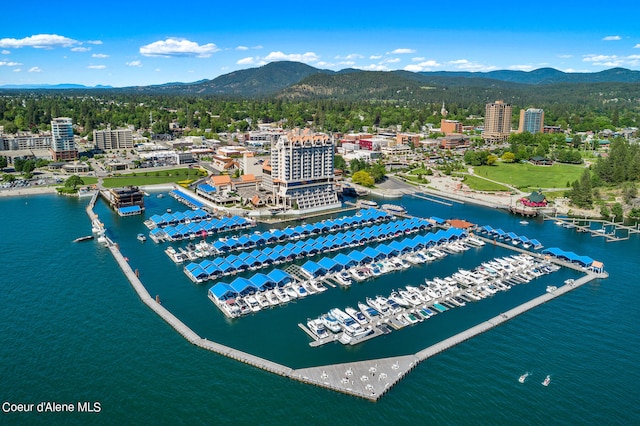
[474,162,585,190]
[101,168,204,188]
[462,175,511,192]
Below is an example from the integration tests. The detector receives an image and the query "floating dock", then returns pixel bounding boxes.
[87,199,609,401]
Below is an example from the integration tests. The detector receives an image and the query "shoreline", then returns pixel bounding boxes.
[0,185,59,198]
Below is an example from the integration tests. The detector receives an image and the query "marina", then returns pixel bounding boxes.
[543,214,640,242]
[82,186,612,401]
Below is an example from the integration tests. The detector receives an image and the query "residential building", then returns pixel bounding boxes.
[50,117,78,161]
[93,128,134,151]
[263,129,340,212]
[482,101,512,143]
[518,108,544,134]
[0,133,52,151]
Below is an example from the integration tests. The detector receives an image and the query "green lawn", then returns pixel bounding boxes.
[462,175,511,192]
[101,168,205,188]
[474,163,585,190]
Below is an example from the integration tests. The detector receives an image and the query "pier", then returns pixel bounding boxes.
[543,214,640,242]
[86,197,608,402]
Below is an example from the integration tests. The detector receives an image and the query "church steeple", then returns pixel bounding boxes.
[441,101,448,117]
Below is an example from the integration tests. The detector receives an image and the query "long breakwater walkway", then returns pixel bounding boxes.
[88,200,608,401]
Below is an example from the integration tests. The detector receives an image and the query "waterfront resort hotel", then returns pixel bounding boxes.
[262,129,341,214]
[50,117,78,161]
[482,100,512,143]
[102,186,145,216]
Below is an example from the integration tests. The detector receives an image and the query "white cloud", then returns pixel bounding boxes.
[336,61,355,67]
[13,68,21,72]
[0,34,80,49]
[92,53,109,58]
[335,53,363,60]
[383,57,401,64]
[391,48,415,54]
[87,40,103,45]
[557,54,573,59]
[0,60,22,66]
[411,57,426,62]
[602,35,621,41]
[71,47,90,52]
[263,51,320,63]
[449,59,496,71]
[369,55,382,60]
[404,60,441,72]
[2,50,10,54]
[139,38,220,58]
[634,44,640,48]
[356,64,390,71]
[88,65,106,69]
[126,60,142,67]
[508,64,535,71]
[237,57,255,65]
[236,46,249,51]
[28,66,42,73]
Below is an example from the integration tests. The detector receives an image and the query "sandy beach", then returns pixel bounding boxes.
[0,185,59,197]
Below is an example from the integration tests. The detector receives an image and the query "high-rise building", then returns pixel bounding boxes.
[482,100,512,143]
[94,128,134,150]
[263,129,340,212]
[518,108,545,134]
[50,117,77,161]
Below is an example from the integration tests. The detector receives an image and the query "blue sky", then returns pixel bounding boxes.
[1,1,640,87]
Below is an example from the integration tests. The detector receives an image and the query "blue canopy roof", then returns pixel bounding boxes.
[318,257,342,272]
[250,273,275,291]
[267,269,292,286]
[333,253,357,268]
[209,283,237,301]
[302,260,326,278]
[542,247,593,267]
[229,277,257,295]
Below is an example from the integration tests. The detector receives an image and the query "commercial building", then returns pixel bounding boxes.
[263,129,340,213]
[0,133,52,151]
[50,117,78,161]
[482,101,512,143]
[440,119,463,135]
[518,108,544,134]
[93,128,134,150]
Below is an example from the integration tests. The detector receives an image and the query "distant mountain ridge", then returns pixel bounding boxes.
[2,62,640,98]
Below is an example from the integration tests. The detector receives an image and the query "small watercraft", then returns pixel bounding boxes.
[542,375,551,386]
[519,372,529,383]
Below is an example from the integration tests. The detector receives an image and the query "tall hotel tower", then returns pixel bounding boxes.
[518,108,545,134]
[263,129,340,213]
[50,117,78,161]
[482,100,512,143]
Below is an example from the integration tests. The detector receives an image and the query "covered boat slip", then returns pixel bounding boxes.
[206,227,468,301]
[477,225,543,249]
[117,205,143,217]
[169,188,205,209]
[186,216,439,283]
[145,208,211,229]
[149,215,254,242]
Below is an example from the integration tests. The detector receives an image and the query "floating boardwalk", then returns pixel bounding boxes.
[87,199,609,402]
[543,214,640,243]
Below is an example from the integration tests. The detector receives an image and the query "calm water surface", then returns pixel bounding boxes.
[1,193,638,425]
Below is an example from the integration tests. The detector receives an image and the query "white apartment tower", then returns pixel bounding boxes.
[482,100,512,143]
[94,128,134,150]
[50,117,78,161]
[264,129,340,212]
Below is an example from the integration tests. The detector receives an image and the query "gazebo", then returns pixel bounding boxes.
[520,189,547,207]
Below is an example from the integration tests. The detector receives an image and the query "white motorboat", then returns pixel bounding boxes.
[256,293,270,309]
[244,295,261,312]
[345,306,368,326]
[274,287,291,303]
[542,375,551,386]
[320,313,341,333]
[136,233,147,242]
[309,280,327,292]
[519,372,529,383]
[334,271,352,286]
[366,297,390,316]
[358,302,380,320]
[307,318,330,339]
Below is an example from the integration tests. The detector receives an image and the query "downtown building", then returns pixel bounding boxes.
[262,129,340,213]
[94,128,134,151]
[482,100,512,143]
[50,117,78,161]
[518,108,545,134]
